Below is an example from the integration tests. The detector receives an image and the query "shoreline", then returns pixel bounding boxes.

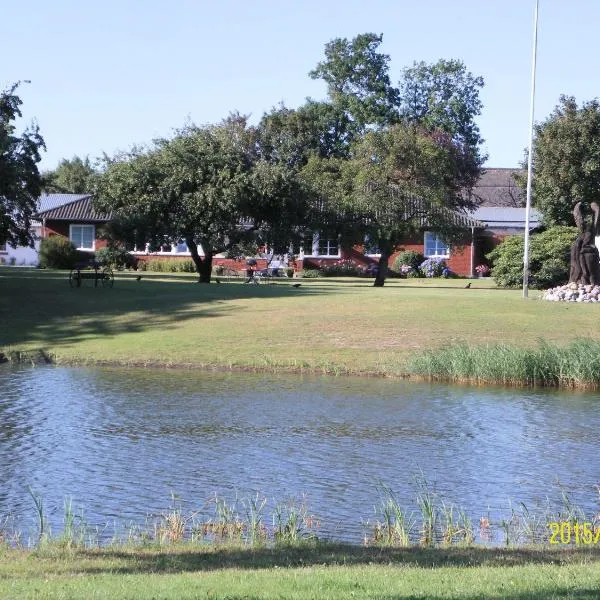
[2,346,600,390]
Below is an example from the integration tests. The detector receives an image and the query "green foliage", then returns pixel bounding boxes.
[144,259,196,273]
[409,338,600,389]
[258,101,355,167]
[398,59,486,185]
[300,268,321,278]
[487,226,578,289]
[38,236,78,269]
[0,82,45,247]
[43,155,98,194]
[95,245,137,270]
[531,96,600,226]
[95,116,312,283]
[305,123,479,286]
[309,33,400,128]
[393,250,425,271]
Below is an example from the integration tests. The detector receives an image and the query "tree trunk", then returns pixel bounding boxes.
[373,251,390,287]
[186,238,213,283]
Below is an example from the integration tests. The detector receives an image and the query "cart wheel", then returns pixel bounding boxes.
[101,267,114,288]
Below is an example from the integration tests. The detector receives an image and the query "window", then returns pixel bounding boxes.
[316,233,340,257]
[69,224,95,250]
[424,232,449,258]
[0,243,6,253]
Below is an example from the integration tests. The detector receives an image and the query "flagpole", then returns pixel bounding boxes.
[523,0,539,298]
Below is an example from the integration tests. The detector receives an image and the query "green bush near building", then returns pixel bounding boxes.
[488,225,578,289]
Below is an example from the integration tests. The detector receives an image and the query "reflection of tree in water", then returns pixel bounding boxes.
[569,201,600,285]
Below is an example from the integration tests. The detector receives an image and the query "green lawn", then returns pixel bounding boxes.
[0,267,598,376]
[3,544,600,599]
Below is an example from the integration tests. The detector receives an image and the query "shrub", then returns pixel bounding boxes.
[487,226,578,289]
[145,259,196,273]
[419,258,449,278]
[393,250,425,272]
[95,246,137,270]
[300,268,321,278]
[320,259,363,277]
[38,236,79,269]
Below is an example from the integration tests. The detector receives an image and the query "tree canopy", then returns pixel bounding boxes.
[398,58,486,189]
[531,95,600,226]
[309,32,400,129]
[303,123,479,286]
[0,82,45,248]
[43,155,98,194]
[95,117,313,282]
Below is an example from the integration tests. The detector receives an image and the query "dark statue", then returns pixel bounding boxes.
[569,201,600,285]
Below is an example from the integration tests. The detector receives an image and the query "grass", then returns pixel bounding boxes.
[2,544,600,599]
[1,267,599,383]
[409,338,600,388]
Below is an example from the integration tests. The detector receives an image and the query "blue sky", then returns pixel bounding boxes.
[5,0,600,171]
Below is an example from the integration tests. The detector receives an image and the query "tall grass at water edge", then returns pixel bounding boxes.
[4,484,600,551]
[408,338,600,388]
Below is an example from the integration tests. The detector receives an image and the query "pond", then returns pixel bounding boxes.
[1,365,599,544]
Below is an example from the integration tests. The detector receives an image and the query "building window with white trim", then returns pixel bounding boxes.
[69,224,95,250]
[424,232,449,258]
[316,233,340,257]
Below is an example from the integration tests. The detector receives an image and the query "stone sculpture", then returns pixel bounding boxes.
[569,201,600,286]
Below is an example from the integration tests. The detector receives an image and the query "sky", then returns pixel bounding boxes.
[5,0,600,172]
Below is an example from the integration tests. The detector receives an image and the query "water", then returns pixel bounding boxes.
[1,365,599,543]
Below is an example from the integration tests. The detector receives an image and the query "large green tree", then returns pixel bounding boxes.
[257,101,356,167]
[0,82,45,248]
[95,117,312,282]
[398,58,486,189]
[43,155,98,194]
[304,124,479,286]
[309,33,400,129]
[531,96,600,226]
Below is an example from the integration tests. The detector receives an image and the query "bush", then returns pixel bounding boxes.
[300,268,321,278]
[145,259,196,273]
[419,258,450,278]
[38,236,79,269]
[393,250,425,272]
[487,226,578,289]
[95,246,137,270]
[319,259,364,277]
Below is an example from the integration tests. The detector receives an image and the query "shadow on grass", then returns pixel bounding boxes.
[62,543,600,574]
[0,268,326,352]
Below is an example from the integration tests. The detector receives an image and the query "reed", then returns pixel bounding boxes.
[6,484,600,551]
[368,485,414,546]
[408,338,600,388]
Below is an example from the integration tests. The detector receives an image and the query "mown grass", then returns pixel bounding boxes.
[1,268,599,386]
[2,543,600,599]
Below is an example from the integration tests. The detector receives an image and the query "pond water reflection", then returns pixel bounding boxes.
[1,366,599,543]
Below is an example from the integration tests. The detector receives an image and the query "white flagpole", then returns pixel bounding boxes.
[523,0,539,298]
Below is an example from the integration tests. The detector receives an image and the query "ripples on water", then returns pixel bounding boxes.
[1,365,599,543]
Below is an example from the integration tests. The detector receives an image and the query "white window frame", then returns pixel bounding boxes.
[69,224,96,251]
[424,231,450,258]
[303,232,340,258]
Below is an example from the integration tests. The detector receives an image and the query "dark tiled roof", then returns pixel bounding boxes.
[472,168,526,207]
[37,193,91,212]
[36,196,112,222]
[371,183,486,229]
